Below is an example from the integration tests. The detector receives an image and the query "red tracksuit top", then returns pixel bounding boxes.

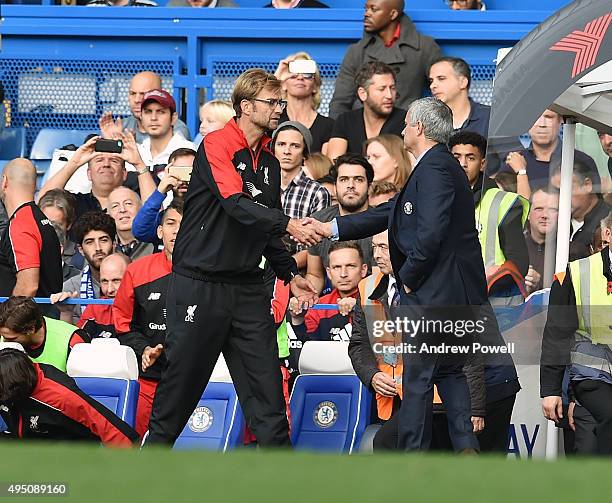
[0,363,138,446]
[113,252,172,381]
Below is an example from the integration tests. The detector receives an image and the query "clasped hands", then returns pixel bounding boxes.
[286,218,332,247]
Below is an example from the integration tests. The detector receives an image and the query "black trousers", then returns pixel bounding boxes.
[572,379,612,455]
[478,394,516,453]
[145,273,290,447]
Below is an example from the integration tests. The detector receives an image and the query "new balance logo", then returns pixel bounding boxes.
[185,305,197,323]
[148,292,161,301]
[550,13,611,78]
[236,162,246,172]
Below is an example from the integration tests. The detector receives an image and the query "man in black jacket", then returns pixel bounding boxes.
[329,0,441,119]
[144,69,320,447]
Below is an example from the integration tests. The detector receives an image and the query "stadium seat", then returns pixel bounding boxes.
[0,127,26,163]
[174,354,245,451]
[30,128,97,178]
[289,341,372,454]
[67,339,140,428]
[30,128,97,160]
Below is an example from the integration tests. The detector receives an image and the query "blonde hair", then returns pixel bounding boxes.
[304,153,332,181]
[281,51,322,111]
[363,135,412,189]
[231,68,281,117]
[200,99,235,125]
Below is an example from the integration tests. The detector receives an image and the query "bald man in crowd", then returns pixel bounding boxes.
[78,253,131,339]
[0,159,62,313]
[100,71,191,143]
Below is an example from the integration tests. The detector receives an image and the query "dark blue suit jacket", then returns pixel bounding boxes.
[337,143,488,306]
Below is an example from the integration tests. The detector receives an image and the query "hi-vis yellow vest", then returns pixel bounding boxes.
[358,274,441,421]
[569,252,612,346]
[475,188,529,271]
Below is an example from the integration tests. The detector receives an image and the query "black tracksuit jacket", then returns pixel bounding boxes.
[172,119,298,285]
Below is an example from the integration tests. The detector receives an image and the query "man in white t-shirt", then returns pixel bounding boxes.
[137,89,195,177]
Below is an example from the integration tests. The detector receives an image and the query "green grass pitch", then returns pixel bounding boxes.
[0,444,609,502]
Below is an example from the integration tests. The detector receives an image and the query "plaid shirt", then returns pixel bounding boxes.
[281,169,330,253]
[281,169,330,219]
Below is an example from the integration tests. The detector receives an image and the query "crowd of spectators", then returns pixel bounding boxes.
[0,0,611,451]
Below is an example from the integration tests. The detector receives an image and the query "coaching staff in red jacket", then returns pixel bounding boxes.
[0,348,138,446]
[145,69,320,447]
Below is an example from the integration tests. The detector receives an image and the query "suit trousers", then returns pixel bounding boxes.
[397,355,478,451]
[477,394,516,453]
[144,273,291,447]
[572,379,612,455]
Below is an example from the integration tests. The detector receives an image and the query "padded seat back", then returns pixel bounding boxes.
[74,377,139,427]
[290,341,372,453]
[175,354,244,451]
[174,381,244,451]
[30,128,97,160]
[67,339,139,428]
[67,338,139,379]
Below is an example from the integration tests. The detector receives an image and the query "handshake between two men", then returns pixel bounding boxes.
[282,218,335,312]
[286,218,334,247]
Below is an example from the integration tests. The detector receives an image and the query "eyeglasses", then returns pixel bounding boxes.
[252,98,288,111]
[288,73,315,80]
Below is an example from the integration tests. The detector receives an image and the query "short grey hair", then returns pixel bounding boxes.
[407,97,454,144]
[601,211,612,232]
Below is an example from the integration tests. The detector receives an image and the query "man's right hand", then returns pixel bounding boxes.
[99,112,124,140]
[69,135,100,169]
[286,218,326,247]
[371,372,398,397]
[158,163,181,194]
[542,395,563,422]
[142,344,164,372]
[525,266,541,294]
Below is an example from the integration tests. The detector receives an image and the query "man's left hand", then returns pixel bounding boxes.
[471,416,485,433]
[403,285,411,294]
[337,297,356,316]
[290,274,318,311]
[120,131,145,169]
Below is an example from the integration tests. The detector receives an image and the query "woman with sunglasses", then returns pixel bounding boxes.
[275,52,334,156]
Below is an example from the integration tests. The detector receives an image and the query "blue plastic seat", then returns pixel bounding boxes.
[0,127,26,161]
[290,374,371,454]
[74,377,140,428]
[30,128,98,160]
[174,382,245,451]
[289,341,372,454]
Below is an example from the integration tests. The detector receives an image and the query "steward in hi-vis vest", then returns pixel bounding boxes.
[475,179,530,305]
[541,246,612,455]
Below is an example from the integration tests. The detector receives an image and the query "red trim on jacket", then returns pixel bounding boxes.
[203,119,273,199]
[30,364,134,447]
[113,252,172,334]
